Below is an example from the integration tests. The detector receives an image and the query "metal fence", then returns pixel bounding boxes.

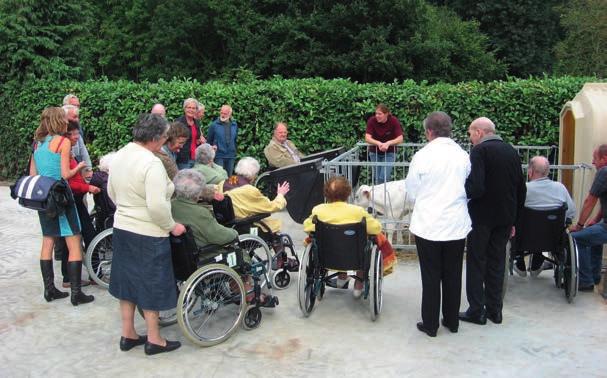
[322,142,592,251]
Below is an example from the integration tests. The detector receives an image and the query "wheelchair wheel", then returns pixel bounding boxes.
[177,264,246,347]
[85,228,113,289]
[563,232,578,303]
[297,244,317,317]
[272,270,291,289]
[501,240,512,301]
[238,234,271,288]
[242,307,262,330]
[368,244,383,321]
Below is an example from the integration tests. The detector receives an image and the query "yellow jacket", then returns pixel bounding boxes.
[303,201,382,235]
[227,184,286,233]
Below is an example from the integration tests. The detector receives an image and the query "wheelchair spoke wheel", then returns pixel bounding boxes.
[242,307,262,330]
[272,270,291,289]
[563,233,578,303]
[369,244,383,321]
[297,244,316,317]
[238,234,271,288]
[177,264,245,347]
[84,228,113,289]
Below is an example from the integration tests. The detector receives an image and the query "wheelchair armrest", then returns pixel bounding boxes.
[197,244,221,255]
[233,213,272,226]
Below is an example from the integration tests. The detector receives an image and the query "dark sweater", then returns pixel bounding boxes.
[175,115,200,164]
[465,136,526,227]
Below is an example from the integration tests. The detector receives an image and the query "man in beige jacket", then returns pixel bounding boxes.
[264,122,304,168]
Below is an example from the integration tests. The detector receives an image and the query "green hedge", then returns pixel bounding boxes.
[0,76,596,179]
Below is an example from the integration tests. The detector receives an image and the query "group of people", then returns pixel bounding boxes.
[28,95,606,355]
[404,111,606,338]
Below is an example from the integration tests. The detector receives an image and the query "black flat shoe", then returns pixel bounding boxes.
[144,340,181,355]
[441,318,458,333]
[487,311,503,324]
[119,335,147,351]
[416,322,437,337]
[579,284,594,292]
[458,311,487,325]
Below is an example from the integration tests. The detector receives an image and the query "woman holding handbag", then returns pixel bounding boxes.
[30,107,94,306]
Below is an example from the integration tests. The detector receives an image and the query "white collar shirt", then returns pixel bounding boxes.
[405,137,471,241]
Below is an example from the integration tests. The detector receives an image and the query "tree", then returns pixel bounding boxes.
[0,0,96,83]
[554,0,607,77]
[432,0,565,77]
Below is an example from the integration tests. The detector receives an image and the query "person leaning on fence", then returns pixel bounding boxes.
[515,155,577,278]
[264,122,304,168]
[460,117,526,326]
[404,111,471,337]
[365,104,404,184]
[570,144,607,292]
[303,176,385,298]
[193,143,228,185]
[31,107,94,306]
[108,113,186,355]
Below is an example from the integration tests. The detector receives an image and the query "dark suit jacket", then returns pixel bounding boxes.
[465,136,526,227]
[175,115,201,164]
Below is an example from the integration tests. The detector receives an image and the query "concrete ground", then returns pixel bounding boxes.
[0,186,605,377]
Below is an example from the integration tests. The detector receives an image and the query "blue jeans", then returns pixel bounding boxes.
[215,158,235,177]
[571,223,607,286]
[369,152,395,184]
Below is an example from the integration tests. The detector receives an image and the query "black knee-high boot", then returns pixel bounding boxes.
[68,261,94,306]
[40,260,69,302]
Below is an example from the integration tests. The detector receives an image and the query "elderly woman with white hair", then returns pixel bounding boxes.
[193,143,228,185]
[171,169,238,255]
[223,157,290,234]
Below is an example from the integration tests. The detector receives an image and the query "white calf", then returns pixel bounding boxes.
[354,180,413,244]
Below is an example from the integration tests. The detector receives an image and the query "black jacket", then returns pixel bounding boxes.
[465,136,526,227]
[175,115,201,164]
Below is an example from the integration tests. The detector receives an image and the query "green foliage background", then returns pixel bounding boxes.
[0,76,595,179]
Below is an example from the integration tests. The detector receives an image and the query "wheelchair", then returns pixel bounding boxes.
[297,217,383,321]
[136,228,276,347]
[503,205,578,303]
[84,188,115,288]
[212,195,299,290]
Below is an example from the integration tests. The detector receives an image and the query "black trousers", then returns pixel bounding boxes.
[415,236,465,331]
[465,224,510,317]
[57,194,96,282]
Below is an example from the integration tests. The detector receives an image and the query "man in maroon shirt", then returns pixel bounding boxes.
[365,104,404,183]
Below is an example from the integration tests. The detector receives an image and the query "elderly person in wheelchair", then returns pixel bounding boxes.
[222,157,299,276]
[171,169,278,305]
[193,143,228,185]
[303,176,382,298]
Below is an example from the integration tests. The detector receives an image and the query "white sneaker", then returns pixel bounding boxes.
[353,288,362,299]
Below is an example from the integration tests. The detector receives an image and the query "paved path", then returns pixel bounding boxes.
[0,187,605,377]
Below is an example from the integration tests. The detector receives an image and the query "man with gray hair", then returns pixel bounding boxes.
[513,155,576,277]
[62,104,92,169]
[460,117,526,326]
[171,169,238,254]
[207,105,238,176]
[264,122,304,168]
[63,94,80,108]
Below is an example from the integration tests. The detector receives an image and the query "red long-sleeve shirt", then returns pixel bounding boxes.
[68,157,90,195]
